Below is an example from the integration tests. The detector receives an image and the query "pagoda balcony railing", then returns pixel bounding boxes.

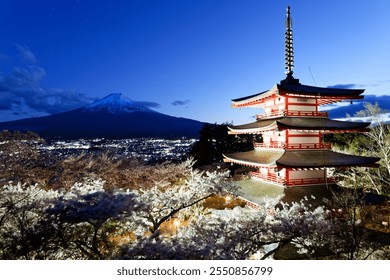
[285,143,332,150]
[254,142,285,149]
[254,142,332,150]
[251,171,335,186]
[285,177,335,186]
[250,172,286,185]
[256,109,328,119]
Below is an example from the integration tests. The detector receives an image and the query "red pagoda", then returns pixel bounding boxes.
[223,7,379,207]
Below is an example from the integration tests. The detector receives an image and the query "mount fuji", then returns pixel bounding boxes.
[0,93,206,139]
[85,93,157,114]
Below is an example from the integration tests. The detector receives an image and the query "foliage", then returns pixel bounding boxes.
[132,159,236,235]
[0,129,388,260]
[190,123,253,167]
[0,183,60,259]
[0,159,239,259]
[325,188,386,260]
[1,172,388,260]
[327,103,390,195]
[0,130,47,187]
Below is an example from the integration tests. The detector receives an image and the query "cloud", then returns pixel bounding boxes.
[0,46,93,118]
[137,101,161,109]
[15,44,38,64]
[327,83,364,89]
[171,99,191,106]
[325,95,390,119]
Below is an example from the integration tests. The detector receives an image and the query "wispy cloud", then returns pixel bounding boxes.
[171,99,191,106]
[15,44,38,64]
[325,95,390,119]
[137,101,161,109]
[327,83,365,89]
[0,45,93,118]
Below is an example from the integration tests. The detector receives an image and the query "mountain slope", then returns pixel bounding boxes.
[85,93,156,114]
[0,94,205,139]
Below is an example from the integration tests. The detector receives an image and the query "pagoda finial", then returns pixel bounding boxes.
[284,6,294,77]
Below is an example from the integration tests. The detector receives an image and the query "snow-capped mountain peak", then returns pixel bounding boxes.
[85,93,155,114]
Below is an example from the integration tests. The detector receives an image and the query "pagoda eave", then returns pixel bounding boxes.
[223,157,276,168]
[227,117,371,134]
[223,150,380,169]
[276,117,371,131]
[223,150,283,168]
[277,83,364,97]
[231,82,365,108]
[231,85,278,108]
[277,150,380,168]
[227,121,277,134]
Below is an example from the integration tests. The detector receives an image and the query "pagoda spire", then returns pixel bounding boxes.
[285,6,294,77]
[281,6,299,84]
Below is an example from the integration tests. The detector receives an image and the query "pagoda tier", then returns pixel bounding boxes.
[231,83,364,108]
[224,150,380,169]
[224,150,379,187]
[228,117,371,134]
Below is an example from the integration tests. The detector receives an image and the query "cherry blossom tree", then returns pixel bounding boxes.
[117,198,334,260]
[0,183,59,259]
[1,158,387,260]
[44,179,140,259]
[131,159,237,235]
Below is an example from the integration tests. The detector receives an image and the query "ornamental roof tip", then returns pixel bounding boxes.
[230,82,365,105]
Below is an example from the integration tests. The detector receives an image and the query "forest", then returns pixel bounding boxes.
[0,103,389,260]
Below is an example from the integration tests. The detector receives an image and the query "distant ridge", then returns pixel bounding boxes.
[0,94,205,139]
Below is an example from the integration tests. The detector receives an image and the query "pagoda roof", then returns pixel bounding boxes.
[278,82,364,97]
[228,117,370,134]
[224,150,379,168]
[231,82,365,107]
[231,88,275,103]
[231,85,278,106]
[228,119,277,134]
[277,150,379,168]
[278,117,369,131]
[224,150,283,167]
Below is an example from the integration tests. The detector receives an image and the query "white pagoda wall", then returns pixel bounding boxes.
[277,168,286,178]
[264,96,286,113]
[288,169,325,180]
[262,130,286,145]
[286,97,317,112]
[287,131,321,145]
[262,130,322,146]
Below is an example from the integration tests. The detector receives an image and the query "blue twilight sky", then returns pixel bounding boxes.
[0,0,389,124]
